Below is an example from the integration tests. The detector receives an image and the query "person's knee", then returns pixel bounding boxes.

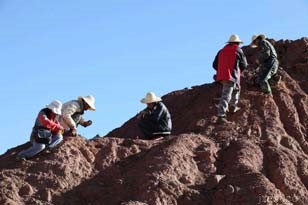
[35,143,46,151]
[54,134,63,142]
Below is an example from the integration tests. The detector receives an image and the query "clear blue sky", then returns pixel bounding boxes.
[0,0,307,154]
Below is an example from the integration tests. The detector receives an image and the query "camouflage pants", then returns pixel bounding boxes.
[218,81,240,117]
[257,59,279,94]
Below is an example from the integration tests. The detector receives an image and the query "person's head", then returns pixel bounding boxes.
[226,34,243,45]
[146,102,157,109]
[46,100,62,115]
[250,34,266,48]
[78,95,96,111]
[140,92,162,108]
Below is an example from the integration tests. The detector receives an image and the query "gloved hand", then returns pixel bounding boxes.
[83,120,92,127]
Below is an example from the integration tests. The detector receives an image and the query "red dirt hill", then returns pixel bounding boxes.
[0,37,307,205]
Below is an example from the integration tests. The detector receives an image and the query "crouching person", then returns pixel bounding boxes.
[250,34,279,95]
[138,92,172,140]
[60,95,96,137]
[17,100,64,160]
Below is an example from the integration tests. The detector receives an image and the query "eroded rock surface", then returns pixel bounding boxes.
[0,38,307,205]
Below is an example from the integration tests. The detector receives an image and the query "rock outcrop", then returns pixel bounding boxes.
[0,37,307,205]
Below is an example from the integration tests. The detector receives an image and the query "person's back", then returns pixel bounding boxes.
[151,101,172,133]
[213,43,247,85]
[60,100,84,130]
[212,35,247,123]
[259,39,277,62]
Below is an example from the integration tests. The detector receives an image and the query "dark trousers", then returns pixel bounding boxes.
[138,119,170,140]
[257,59,279,93]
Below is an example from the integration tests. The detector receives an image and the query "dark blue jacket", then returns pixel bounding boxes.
[142,102,172,133]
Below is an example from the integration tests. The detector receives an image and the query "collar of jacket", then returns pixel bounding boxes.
[153,102,160,110]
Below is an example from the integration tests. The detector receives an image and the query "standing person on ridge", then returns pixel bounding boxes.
[17,100,64,160]
[213,34,248,123]
[250,34,279,95]
[138,92,172,140]
[59,95,96,137]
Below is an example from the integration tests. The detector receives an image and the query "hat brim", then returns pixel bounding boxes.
[46,105,62,115]
[258,34,266,40]
[226,41,243,44]
[53,109,62,115]
[140,97,162,104]
[78,97,96,111]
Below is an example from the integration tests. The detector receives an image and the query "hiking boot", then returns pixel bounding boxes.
[229,106,241,114]
[217,116,229,124]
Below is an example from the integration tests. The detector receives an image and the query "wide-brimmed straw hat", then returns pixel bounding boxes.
[140,92,162,104]
[78,95,96,111]
[226,34,243,44]
[250,34,266,47]
[46,100,62,115]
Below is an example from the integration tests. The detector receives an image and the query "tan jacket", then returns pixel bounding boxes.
[59,100,85,130]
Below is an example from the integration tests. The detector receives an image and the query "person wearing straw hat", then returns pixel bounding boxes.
[60,95,96,136]
[250,34,279,95]
[212,34,248,123]
[138,92,172,140]
[17,100,64,160]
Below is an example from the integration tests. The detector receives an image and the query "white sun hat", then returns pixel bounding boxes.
[78,95,96,111]
[226,34,243,44]
[140,92,162,104]
[46,100,62,115]
[250,34,266,47]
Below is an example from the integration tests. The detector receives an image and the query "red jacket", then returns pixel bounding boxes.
[213,44,247,84]
[31,108,62,137]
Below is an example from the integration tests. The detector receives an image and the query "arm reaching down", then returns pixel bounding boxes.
[38,112,62,133]
[62,102,80,130]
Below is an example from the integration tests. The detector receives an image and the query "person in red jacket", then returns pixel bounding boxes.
[17,100,64,160]
[213,34,248,123]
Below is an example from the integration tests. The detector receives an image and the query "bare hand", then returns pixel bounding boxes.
[84,120,92,127]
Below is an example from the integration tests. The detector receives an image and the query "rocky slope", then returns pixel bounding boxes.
[0,37,307,205]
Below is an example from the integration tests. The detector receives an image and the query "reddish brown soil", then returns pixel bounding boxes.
[0,37,307,205]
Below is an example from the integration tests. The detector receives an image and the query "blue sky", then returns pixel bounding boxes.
[0,0,307,154]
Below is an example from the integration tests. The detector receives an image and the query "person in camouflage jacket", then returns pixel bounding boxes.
[251,34,279,94]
